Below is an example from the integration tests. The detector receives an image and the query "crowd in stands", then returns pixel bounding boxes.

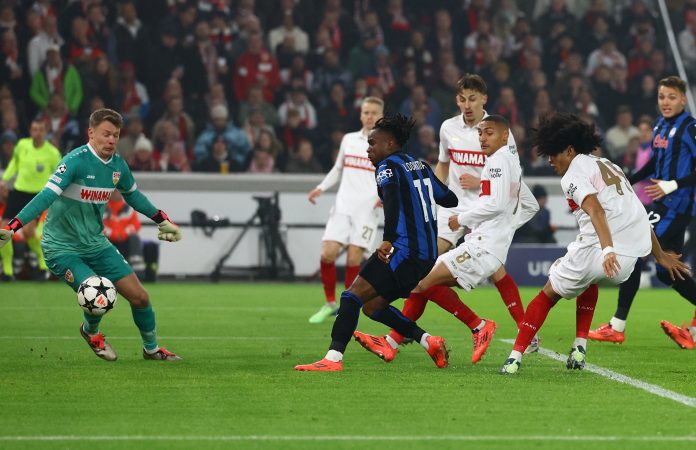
[0,0,695,177]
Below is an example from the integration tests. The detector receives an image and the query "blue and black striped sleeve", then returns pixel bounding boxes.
[675,123,696,188]
[376,160,400,243]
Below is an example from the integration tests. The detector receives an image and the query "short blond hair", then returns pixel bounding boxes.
[89,108,123,129]
[362,96,384,110]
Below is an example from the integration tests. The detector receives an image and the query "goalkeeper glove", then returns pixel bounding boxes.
[151,210,182,242]
[0,218,23,248]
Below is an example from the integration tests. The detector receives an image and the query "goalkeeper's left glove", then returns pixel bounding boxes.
[151,210,182,242]
[0,218,23,248]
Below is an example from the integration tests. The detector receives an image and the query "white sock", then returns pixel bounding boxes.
[472,320,486,333]
[420,333,431,350]
[689,326,696,340]
[385,335,399,349]
[573,338,587,349]
[144,347,160,354]
[325,349,343,362]
[326,301,337,308]
[609,317,626,332]
[509,350,523,362]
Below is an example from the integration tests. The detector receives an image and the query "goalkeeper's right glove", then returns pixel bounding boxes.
[0,218,22,248]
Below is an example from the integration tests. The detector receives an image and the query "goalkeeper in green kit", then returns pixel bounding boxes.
[0,109,182,361]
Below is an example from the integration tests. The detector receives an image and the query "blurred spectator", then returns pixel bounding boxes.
[429,9,461,64]
[399,84,441,129]
[284,138,323,173]
[152,95,195,156]
[269,12,309,55]
[1,30,26,96]
[66,16,104,73]
[492,86,520,127]
[194,136,243,173]
[464,17,502,64]
[580,14,611,57]
[247,147,276,173]
[630,73,657,119]
[604,105,639,162]
[238,84,279,128]
[347,29,378,79]
[0,129,16,168]
[627,36,655,81]
[678,15,696,72]
[27,15,63,77]
[280,53,313,92]
[586,37,627,77]
[242,107,275,149]
[373,48,395,99]
[232,32,280,103]
[514,184,555,243]
[409,124,438,164]
[318,82,351,137]
[35,92,79,152]
[278,107,310,154]
[128,135,159,172]
[278,86,317,129]
[403,29,433,83]
[311,48,352,97]
[114,0,149,76]
[194,104,250,167]
[30,44,82,116]
[119,62,149,119]
[159,140,191,172]
[182,19,220,104]
[85,56,118,109]
[431,64,461,120]
[147,24,183,101]
[116,115,144,162]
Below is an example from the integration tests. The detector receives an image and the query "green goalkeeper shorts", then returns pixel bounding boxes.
[45,245,134,291]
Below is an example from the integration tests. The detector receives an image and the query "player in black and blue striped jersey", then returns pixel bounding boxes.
[295,114,458,371]
[590,76,696,349]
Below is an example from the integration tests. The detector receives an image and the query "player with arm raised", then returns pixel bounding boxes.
[295,114,458,371]
[306,97,383,324]
[500,113,689,374]
[0,120,61,281]
[353,75,540,363]
[589,76,696,349]
[0,109,182,362]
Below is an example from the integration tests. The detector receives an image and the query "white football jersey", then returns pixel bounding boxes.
[455,145,537,264]
[317,131,378,216]
[438,111,517,213]
[561,154,651,258]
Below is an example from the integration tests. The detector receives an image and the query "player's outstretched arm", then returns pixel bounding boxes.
[649,228,691,281]
[581,194,620,278]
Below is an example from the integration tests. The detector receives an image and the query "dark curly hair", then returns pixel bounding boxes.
[533,112,602,157]
[373,113,416,148]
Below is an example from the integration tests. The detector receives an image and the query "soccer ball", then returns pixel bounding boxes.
[77,276,118,316]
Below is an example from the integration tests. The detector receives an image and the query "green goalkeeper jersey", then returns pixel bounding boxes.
[16,144,158,255]
[1,138,61,193]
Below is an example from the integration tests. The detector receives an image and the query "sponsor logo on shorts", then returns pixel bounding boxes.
[112,171,121,185]
[64,269,74,283]
[57,163,67,174]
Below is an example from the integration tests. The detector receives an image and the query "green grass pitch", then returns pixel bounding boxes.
[1,282,695,450]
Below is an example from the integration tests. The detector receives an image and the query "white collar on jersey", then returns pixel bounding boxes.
[461,109,488,130]
[87,142,113,165]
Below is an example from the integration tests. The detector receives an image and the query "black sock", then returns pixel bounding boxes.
[329,291,362,353]
[666,274,696,307]
[370,305,426,343]
[615,259,642,320]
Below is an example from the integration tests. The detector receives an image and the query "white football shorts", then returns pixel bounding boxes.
[437,206,467,247]
[437,242,502,292]
[548,241,639,299]
[322,207,380,249]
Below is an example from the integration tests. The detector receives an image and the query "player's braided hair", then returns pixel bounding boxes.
[533,112,602,157]
[373,113,415,148]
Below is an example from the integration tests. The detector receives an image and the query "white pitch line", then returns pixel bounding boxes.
[500,339,696,408]
[0,435,695,442]
[0,336,325,340]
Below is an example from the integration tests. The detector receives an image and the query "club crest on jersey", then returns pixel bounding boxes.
[64,269,74,283]
[376,168,393,184]
[112,171,121,185]
[669,127,677,138]
[57,163,67,174]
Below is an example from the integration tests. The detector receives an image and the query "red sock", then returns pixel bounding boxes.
[494,273,525,326]
[513,290,556,353]
[576,284,598,339]
[387,291,428,344]
[320,261,336,302]
[345,265,360,289]
[428,285,481,330]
